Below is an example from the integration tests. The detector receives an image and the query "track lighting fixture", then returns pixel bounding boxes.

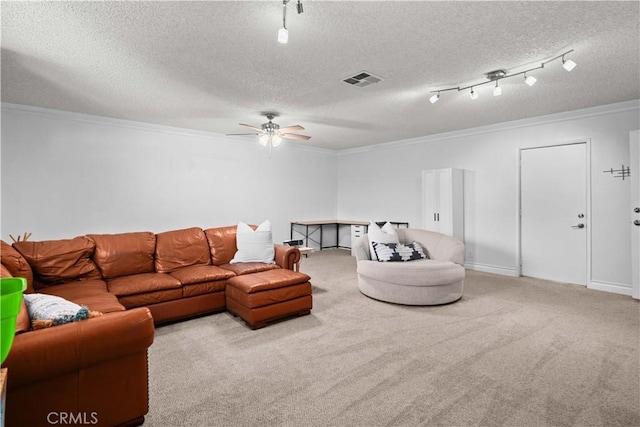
[296,0,303,14]
[429,49,576,103]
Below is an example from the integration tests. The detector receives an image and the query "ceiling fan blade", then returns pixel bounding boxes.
[238,123,262,131]
[281,133,311,141]
[279,125,305,133]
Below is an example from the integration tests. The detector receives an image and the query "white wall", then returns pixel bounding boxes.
[337,100,640,294]
[3,101,640,295]
[0,104,338,245]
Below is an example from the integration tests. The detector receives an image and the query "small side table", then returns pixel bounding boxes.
[294,247,315,272]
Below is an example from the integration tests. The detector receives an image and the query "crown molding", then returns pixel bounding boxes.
[338,99,640,156]
[1,103,338,156]
[3,100,637,156]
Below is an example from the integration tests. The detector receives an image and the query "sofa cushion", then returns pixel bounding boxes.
[41,279,125,313]
[0,264,12,278]
[182,281,227,298]
[169,264,235,285]
[204,225,239,266]
[1,241,32,293]
[155,227,211,273]
[118,288,183,309]
[227,269,311,293]
[372,241,428,262]
[219,262,280,276]
[107,272,181,297]
[88,232,156,279]
[23,293,102,330]
[13,237,101,288]
[230,220,275,264]
[357,259,465,287]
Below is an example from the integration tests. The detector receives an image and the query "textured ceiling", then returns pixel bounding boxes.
[1,1,639,150]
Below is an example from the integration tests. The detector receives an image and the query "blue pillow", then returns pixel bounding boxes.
[24,293,100,330]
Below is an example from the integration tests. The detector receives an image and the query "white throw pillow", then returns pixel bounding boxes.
[368,221,399,261]
[230,220,275,264]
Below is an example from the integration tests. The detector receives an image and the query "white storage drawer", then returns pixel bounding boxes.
[351,225,365,238]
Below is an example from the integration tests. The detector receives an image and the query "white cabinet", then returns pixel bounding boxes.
[422,168,464,241]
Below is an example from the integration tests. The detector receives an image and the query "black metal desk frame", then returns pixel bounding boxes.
[290,220,409,250]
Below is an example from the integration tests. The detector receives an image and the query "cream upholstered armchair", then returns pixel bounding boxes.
[353,228,465,305]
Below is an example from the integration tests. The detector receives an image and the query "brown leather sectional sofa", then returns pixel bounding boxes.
[0,225,308,427]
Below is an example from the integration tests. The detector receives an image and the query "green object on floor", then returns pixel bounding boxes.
[1,277,27,364]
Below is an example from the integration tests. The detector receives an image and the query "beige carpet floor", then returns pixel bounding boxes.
[146,250,639,427]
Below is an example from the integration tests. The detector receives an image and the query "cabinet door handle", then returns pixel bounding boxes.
[437,213,440,221]
[434,213,436,221]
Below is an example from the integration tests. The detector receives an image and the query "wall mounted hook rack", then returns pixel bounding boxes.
[603,164,631,180]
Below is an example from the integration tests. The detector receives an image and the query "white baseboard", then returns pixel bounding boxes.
[588,281,632,296]
[464,262,518,277]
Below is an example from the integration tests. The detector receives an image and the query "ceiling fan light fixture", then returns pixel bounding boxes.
[228,113,310,152]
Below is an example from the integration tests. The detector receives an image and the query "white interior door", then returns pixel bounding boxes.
[631,130,640,299]
[520,143,588,285]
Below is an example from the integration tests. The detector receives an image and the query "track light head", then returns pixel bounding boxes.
[524,73,537,86]
[470,88,478,100]
[296,0,303,14]
[493,81,502,97]
[429,93,440,104]
[278,27,288,44]
[562,56,577,71]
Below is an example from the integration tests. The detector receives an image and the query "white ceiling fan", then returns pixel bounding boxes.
[227,113,311,148]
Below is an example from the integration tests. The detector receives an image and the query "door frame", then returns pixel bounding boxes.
[631,130,640,299]
[515,139,592,285]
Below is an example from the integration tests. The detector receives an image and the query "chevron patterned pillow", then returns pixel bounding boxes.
[372,241,428,262]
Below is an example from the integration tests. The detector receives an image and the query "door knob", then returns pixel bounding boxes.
[572,223,585,229]
[635,220,640,226]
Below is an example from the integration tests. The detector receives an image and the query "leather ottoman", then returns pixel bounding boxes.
[226,269,312,329]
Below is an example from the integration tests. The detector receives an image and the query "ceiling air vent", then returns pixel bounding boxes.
[342,71,383,88]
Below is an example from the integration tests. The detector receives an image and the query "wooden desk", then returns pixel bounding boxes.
[290,220,409,250]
